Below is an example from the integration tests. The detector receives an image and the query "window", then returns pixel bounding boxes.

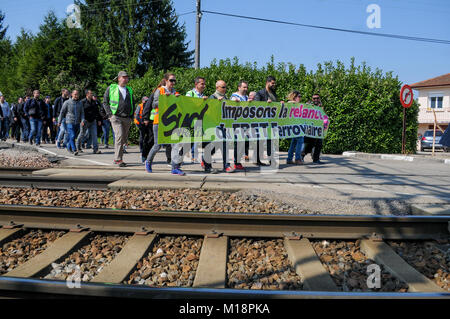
[429,93,443,109]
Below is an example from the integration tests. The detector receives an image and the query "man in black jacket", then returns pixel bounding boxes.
[24,90,47,146]
[41,96,54,143]
[303,94,324,164]
[254,76,278,166]
[11,98,23,142]
[77,90,102,154]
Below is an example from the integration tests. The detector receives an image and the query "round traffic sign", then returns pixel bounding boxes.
[400,84,413,108]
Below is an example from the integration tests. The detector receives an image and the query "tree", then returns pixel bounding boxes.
[14,12,101,98]
[77,0,193,77]
[0,10,8,40]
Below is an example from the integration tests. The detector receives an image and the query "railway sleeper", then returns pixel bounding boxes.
[0,227,448,295]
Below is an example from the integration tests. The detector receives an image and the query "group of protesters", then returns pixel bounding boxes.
[0,71,325,175]
[0,89,114,154]
[133,73,325,176]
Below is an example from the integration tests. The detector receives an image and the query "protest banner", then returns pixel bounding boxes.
[157,95,329,144]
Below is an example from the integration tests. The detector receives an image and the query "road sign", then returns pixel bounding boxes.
[400,84,413,108]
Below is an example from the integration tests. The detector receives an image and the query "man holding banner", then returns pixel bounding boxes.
[254,76,278,166]
[303,94,325,164]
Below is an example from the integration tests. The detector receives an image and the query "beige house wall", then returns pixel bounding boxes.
[415,86,450,136]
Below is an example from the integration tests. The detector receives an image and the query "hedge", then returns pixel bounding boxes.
[126,57,418,154]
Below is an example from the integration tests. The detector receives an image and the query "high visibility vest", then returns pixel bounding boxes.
[134,103,144,125]
[109,84,134,115]
[152,87,178,125]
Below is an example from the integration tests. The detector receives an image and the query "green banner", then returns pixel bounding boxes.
[158,95,329,144]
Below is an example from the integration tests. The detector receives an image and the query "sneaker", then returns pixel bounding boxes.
[36,143,41,147]
[225,166,235,173]
[256,161,269,166]
[104,145,109,149]
[114,160,127,167]
[29,140,33,145]
[312,160,323,165]
[78,149,84,153]
[286,160,295,165]
[141,157,146,163]
[234,163,244,171]
[74,151,79,156]
[204,167,219,174]
[171,168,186,176]
[145,160,152,173]
[295,159,304,165]
[93,150,101,154]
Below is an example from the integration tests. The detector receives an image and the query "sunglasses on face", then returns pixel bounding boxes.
[169,79,177,83]
[220,86,227,89]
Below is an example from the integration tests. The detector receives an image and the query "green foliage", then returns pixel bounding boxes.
[127,57,418,154]
[128,124,140,145]
[0,10,7,40]
[76,0,193,77]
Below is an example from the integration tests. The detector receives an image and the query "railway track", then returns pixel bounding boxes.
[0,205,449,299]
[0,173,113,190]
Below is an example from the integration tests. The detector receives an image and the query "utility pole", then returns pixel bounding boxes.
[195,0,202,69]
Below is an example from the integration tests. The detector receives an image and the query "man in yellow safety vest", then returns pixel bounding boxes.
[103,71,134,167]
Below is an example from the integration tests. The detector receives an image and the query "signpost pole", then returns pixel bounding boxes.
[399,85,413,155]
[402,107,406,154]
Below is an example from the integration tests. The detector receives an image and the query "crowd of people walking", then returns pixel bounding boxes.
[0,72,325,175]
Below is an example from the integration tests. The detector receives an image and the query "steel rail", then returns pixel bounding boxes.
[0,277,448,299]
[0,175,113,190]
[0,205,448,239]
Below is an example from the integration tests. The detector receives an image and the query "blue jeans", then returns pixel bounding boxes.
[0,118,10,139]
[56,119,68,147]
[287,137,304,161]
[66,123,80,152]
[102,119,114,145]
[20,118,30,142]
[77,121,98,152]
[29,118,43,144]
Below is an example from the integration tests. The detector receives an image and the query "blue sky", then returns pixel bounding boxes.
[2,0,450,86]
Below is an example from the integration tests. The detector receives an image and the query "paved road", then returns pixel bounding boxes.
[3,141,450,215]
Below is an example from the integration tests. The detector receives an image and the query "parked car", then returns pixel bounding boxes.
[420,130,446,151]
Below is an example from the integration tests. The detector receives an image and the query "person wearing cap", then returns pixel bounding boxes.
[103,71,135,167]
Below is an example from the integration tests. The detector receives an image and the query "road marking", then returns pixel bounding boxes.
[380,155,414,161]
[36,146,111,166]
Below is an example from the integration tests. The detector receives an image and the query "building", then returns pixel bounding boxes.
[410,73,450,143]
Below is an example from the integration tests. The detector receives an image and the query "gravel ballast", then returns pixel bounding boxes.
[126,236,202,287]
[0,187,309,214]
[0,149,54,169]
[0,229,66,275]
[388,239,450,292]
[42,233,130,282]
[312,240,409,292]
[227,238,303,290]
